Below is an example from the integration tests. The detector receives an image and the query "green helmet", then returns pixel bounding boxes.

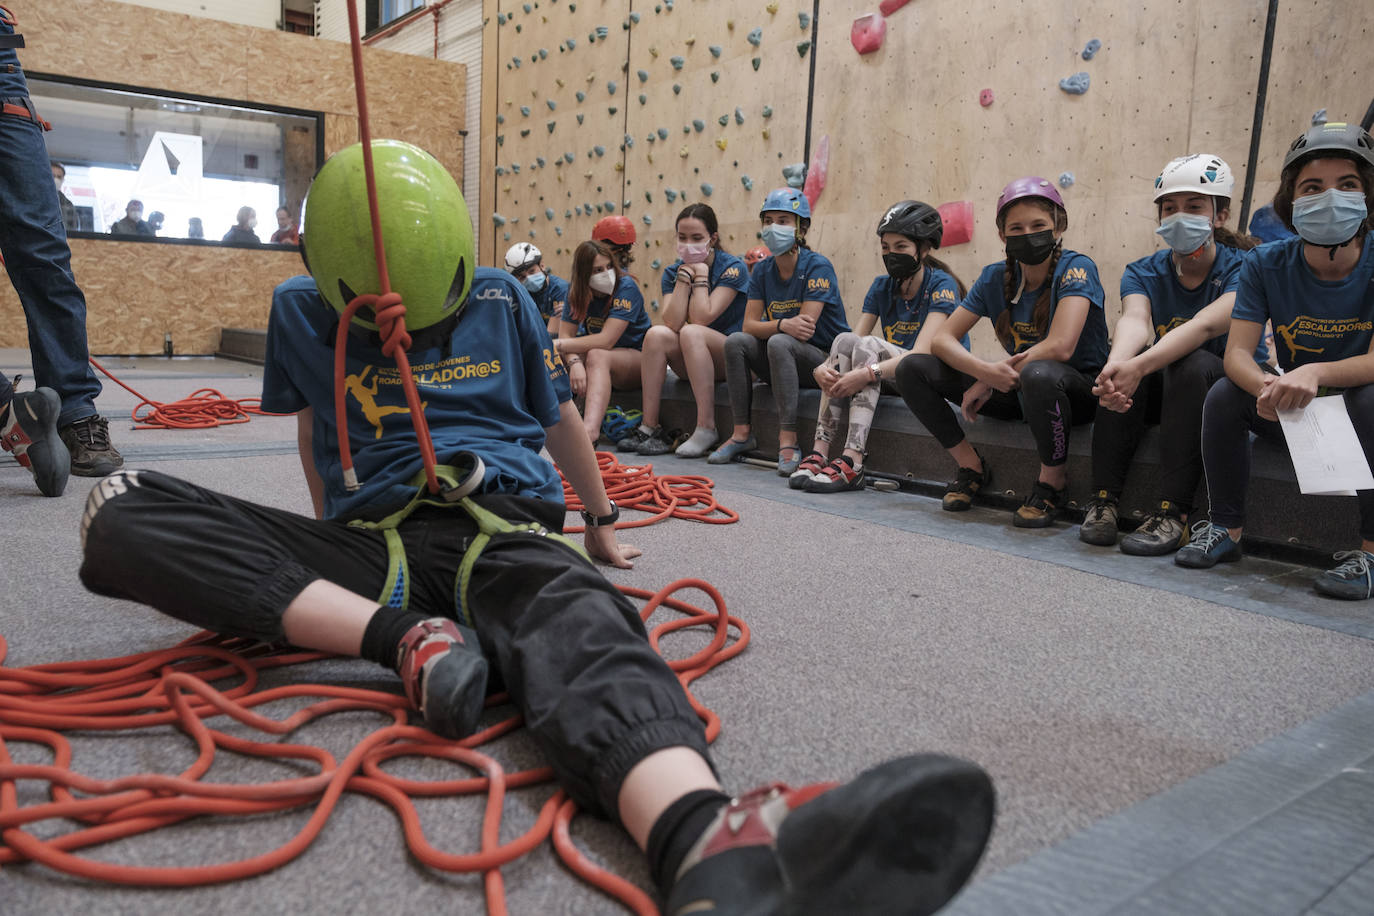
[301,140,473,331]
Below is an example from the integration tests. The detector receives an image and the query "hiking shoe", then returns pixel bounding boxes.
[59,415,123,477]
[1120,502,1189,556]
[1013,481,1064,528]
[1077,491,1119,546]
[617,425,656,452]
[942,456,991,512]
[1174,520,1242,569]
[776,447,803,477]
[664,753,995,916]
[637,429,676,456]
[788,451,829,490]
[708,435,757,465]
[1314,550,1374,600]
[396,618,489,740]
[1,387,70,497]
[806,457,865,493]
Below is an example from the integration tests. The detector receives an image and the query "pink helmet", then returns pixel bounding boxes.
[996,176,1065,220]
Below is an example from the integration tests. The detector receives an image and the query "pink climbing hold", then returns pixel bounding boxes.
[878,0,911,14]
[850,13,886,55]
[803,134,829,211]
[936,201,974,247]
[980,88,994,107]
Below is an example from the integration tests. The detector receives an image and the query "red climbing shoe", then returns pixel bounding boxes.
[396,618,488,740]
[1,387,71,497]
[663,754,994,916]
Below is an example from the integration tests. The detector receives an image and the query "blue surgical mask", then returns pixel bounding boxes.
[1155,213,1214,255]
[522,271,547,293]
[1291,189,1368,246]
[760,224,797,256]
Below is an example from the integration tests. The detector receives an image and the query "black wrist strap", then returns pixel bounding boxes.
[580,500,619,528]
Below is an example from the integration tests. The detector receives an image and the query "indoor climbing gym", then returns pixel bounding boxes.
[4,0,1374,913]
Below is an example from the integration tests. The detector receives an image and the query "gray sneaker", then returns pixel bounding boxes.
[1077,492,1119,546]
[59,415,124,477]
[1120,504,1188,556]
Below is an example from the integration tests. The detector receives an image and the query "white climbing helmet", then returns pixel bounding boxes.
[1153,154,1235,202]
[504,242,542,272]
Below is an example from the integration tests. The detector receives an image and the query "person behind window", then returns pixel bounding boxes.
[222,206,260,245]
[146,211,164,237]
[188,217,205,239]
[109,199,152,237]
[50,160,78,233]
[270,205,299,246]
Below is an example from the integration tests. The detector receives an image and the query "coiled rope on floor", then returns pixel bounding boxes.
[89,357,284,430]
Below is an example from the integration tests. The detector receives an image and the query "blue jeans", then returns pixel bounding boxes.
[0,14,101,425]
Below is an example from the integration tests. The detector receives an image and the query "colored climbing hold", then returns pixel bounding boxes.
[1059,72,1090,94]
[594,146,606,156]
[555,227,563,236]
[605,201,616,212]
[595,25,609,39]
[747,28,763,47]
[670,56,685,70]
[851,13,886,54]
[630,11,641,23]
[741,175,754,191]
[1058,172,1075,189]
[609,107,617,115]
[735,107,745,125]
[651,259,662,270]
[495,166,506,176]
[513,57,522,68]
[539,48,549,60]
[762,128,770,140]
[503,232,511,241]
[640,94,648,104]
[653,127,667,141]
[497,13,507,25]
[782,162,806,189]
[802,135,829,210]
[710,71,720,83]
[664,0,673,10]
[1081,38,1101,60]
[547,99,557,110]
[520,105,531,116]
[576,90,586,102]
[980,89,994,107]
[625,134,635,147]
[537,156,547,167]
[673,84,682,95]
[565,209,573,218]
[493,213,508,226]
[683,125,690,134]
[564,151,575,163]
[511,163,521,174]
[879,0,911,13]
[520,129,531,138]
[685,36,695,46]
[718,115,729,127]
[568,3,576,10]
[665,188,678,202]
[650,46,659,58]
[935,201,974,247]
[576,114,584,124]
[642,214,653,225]
[545,208,556,220]
[679,146,689,158]
[1312,108,1328,126]
[638,69,649,83]
[799,11,811,29]
[497,135,505,146]
[608,80,617,94]
[762,105,773,118]
[752,57,761,71]
[796,41,811,58]
[547,121,557,133]
[496,114,505,124]
[766,2,778,13]
[567,38,576,49]
[522,3,531,13]
[709,45,722,58]
[693,119,706,132]
[700,183,713,196]
[645,191,653,203]
[715,137,728,150]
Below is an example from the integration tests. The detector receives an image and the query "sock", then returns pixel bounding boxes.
[681,427,717,451]
[639,423,657,436]
[359,606,431,671]
[646,788,731,897]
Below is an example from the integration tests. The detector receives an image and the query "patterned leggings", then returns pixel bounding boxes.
[815,333,906,456]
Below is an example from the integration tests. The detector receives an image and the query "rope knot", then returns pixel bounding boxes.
[373,292,411,356]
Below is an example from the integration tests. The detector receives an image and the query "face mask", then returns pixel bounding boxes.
[1004,229,1057,265]
[677,241,711,264]
[589,269,617,295]
[882,252,921,282]
[53,177,63,192]
[1156,213,1214,255]
[1291,188,1368,246]
[760,224,797,256]
[522,271,547,293]
[248,218,257,230]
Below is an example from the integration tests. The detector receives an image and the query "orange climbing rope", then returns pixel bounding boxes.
[563,451,740,530]
[88,357,284,430]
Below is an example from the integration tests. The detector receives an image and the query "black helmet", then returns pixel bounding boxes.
[1282,122,1374,173]
[876,200,944,248]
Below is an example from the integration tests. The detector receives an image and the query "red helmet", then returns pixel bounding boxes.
[744,245,769,266]
[592,214,636,247]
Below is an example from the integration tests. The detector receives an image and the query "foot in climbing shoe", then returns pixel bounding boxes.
[707,435,757,465]
[396,618,489,740]
[1,387,71,497]
[664,754,995,916]
[59,414,123,477]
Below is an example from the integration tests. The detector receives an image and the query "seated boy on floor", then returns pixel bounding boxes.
[77,140,994,914]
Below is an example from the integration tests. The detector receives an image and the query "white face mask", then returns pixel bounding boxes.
[589,268,617,295]
[53,176,64,192]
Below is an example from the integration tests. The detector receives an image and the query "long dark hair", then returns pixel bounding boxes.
[567,240,622,323]
[995,199,1067,353]
[1272,153,1374,239]
[676,203,729,254]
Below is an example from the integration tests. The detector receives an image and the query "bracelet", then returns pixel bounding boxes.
[776,317,784,333]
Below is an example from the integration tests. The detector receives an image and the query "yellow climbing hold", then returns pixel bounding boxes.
[715,138,728,150]
[685,35,696,45]
[615,162,624,171]
[503,184,512,193]
[556,78,565,88]
[766,2,778,12]
[650,46,659,57]
[762,128,771,140]
[727,19,735,30]
[679,146,689,158]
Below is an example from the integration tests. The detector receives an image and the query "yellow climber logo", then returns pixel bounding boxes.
[885,320,922,344]
[1009,320,1039,351]
[1156,316,1190,339]
[1274,315,1372,362]
[345,365,427,440]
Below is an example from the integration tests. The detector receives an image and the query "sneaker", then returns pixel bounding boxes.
[395,618,489,740]
[708,435,757,465]
[1174,520,1243,569]
[776,447,803,477]
[788,451,828,490]
[59,415,124,477]
[664,753,995,916]
[617,426,657,452]
[806,457,865,493]
[1077,491,1119,546]
[1314,550,1374,600]
[942,455,991,512]
[1120,502,1189,556]
[1,387,70,497]
[637,429,676,456]
[1013,480,1064,528]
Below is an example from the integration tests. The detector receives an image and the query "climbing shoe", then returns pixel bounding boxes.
[788,451,828,490]
[396,618,489,740]
[941,456,991,512]
[636,429,677,456]
[707,435,756,465]
[1013,481,1064,528]
[59,414,124,477]
[1077,492,1119,546]
[1,387,70,497]
[1120,502,1188,556]
[1174,520,1242,569]
[617,425,657,452]
[806,456,865,493]
[1314,550,1374,600]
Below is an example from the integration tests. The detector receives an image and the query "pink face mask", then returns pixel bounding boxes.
[677,241,711,264]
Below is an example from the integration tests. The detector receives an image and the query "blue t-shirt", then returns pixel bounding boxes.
[529,271,569,323]
[959,250,1109,373]
[746,247,850,351]
[1120,246,1267,362]
[561,275,651,349]
[862,268,967,350]
[1234,236,1374,372]
[262,269,571,521]
[660,251,750,334]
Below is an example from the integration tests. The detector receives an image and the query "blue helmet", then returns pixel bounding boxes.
[760,187,811,220]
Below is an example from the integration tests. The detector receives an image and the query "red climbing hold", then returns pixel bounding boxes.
[980,89,994,107]
[851,13,886,55]
[803,134,828,211]
[878,0,912,14]
[937,200,974,247]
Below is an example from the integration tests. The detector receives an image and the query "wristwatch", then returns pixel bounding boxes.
[869,362,882,381]
[580,500,620,528]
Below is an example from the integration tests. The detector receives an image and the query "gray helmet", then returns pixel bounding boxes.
[876,200,943,249]
[1282,122,1374,173]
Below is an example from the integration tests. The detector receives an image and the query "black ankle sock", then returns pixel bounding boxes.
[646,788,731,897]
[359,607,430,671]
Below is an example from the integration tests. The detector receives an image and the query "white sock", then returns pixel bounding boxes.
[639,423,657,436]
[682,427,716,450]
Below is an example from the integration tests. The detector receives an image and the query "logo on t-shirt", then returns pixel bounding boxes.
[1060,267,1088,288]
[1009,321,1039,351]
[766,299,800,319]
[1273,315,1373,362]
[611,297,635,313]
[345,365,429,440]
[885,319,922,344]
[1156,316,1190,339]
[722,267,741,281]
[807,277,831,292]
[932,288,957,305]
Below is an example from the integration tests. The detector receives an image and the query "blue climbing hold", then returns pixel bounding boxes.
[547,99,557,110]
[782,162,806,188]
[522,3,531,13]
[718,115,729,127]
[497,12,507,25]
[741,175,754,191]
[595,25,609,39]
[631,11,641,23]
[735,107,745,125]
[762,105,773,118]
[493,213,508,226]
[503,232,511,241]
[519,129,529,138]
[665,188,678,202]
[608,80,617,94]
[799,12,811,29]
[495,166,506,176]
[747,28,762,46]
[658,127,670,140]
[670,56,685,70]
[546,208,556,220]
[709,45,722,58]
[605,201,616,212]
[625,134,635,147]
[1312,108,1328,126]
[511,164,521,174]
[538,48,549,60]
[1081,39,1100,60]
[520,105,530,116]
[639,94,647,104]
[576,114,584,125]
[1059,72,1090,94]
[555,227,563,236]
[642,214,653,225]
[537,156,547,168]
[567,38,576,49]
[576,90,586,102]
[673,83,682,95]
[693,119,706,132]
[651,259,662,270]
[700,183,713,196]
[638,69,649,83]
[547,121,556,133]
[594,145,606,156]
[565,151,575,163]
[496,114,505,124]
[1058,171,1075,189]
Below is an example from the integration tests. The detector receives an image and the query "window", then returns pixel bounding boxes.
[29,74,322,247]
[367,0,426,32]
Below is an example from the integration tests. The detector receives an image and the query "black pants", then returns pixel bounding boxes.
[78,470,712,819]
[895,354,1096,466]
[1090,348,1225,513]
[1201,380,1374,540]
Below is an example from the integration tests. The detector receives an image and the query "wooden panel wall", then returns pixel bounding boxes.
[0,0,466,354]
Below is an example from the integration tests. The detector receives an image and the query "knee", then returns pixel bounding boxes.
[1165,348,1220,388]
[765,332,796,359]
[723,331,751,357]
[1201,377,1251,424]
[1017,359,1061,394]
[829,331,859,356]
[678,323,707,350]
[81,470,149,554]
[894,352,939,390]
[644,324,676,354]
[584,348,610,371]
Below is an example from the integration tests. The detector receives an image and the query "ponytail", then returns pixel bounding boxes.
[1214,225,1259,251]
[993,243,1062,353]
[923,254,967,298]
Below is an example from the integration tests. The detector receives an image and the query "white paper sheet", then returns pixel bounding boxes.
[1277,395,1374,496]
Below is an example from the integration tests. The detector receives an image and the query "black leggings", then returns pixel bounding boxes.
[78,470,711,819]
[1090,348,1225,512]
[895,354,1097,466]
[1201,380,1374,540]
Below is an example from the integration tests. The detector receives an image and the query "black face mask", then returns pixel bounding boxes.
[1005,229,1057,265]
[882,252,921,282]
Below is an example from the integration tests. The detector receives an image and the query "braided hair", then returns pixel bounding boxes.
[995,200,1067,353]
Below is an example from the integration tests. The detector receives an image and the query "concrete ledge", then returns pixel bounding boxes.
[613,374,1360,562]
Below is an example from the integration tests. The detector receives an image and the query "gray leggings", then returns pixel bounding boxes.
[815,332,905,455]
[723,331,826,432]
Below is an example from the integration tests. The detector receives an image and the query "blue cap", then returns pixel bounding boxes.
[761,187,810,220]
